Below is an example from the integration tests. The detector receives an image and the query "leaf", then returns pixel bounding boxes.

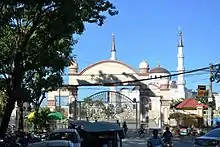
[0,0,118,136]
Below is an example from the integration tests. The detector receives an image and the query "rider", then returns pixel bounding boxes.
[162,127,173,143]
[147,129,164,147]
[213,120,220,129]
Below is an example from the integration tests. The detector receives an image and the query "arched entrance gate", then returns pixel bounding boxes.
[76,91,139,128]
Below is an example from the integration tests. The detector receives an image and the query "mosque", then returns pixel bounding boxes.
[47,31,192,128]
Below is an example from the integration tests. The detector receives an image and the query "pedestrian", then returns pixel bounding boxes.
[116,120,120,127]
[122,121,128,136]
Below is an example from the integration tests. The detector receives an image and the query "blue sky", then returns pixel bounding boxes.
[61,0,220,101]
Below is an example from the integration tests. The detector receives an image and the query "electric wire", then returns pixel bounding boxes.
[69,63,220,86]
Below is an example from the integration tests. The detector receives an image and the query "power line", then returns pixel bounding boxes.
[71,63,220,86]
[62,68,211,77]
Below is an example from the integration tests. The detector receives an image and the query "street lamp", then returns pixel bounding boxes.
[133,98,138,129]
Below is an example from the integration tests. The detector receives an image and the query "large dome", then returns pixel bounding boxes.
[139,60,149,69]
[150,66,170,74]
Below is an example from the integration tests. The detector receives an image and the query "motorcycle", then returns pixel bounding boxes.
[162,138,173,147]
[137,128,145,138]
[164,142,173,147]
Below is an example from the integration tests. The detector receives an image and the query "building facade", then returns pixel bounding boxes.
[47,31,191,129]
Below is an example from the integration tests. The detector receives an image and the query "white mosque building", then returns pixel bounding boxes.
[47,31,192,128]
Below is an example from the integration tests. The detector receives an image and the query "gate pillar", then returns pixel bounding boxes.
[139,84,150,127]
[68,86,78,120]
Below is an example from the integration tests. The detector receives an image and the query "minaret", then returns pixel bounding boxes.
[177,30,186,98]
[110,33,116,60]
[109,33,117,105]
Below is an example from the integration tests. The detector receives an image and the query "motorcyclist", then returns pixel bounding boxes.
[213,121,220,129]
[162,127,173,143]
[147,129,164,147]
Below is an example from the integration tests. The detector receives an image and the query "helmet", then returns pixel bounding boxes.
[153,129,158,135]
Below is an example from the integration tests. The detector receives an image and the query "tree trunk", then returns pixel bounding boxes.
[34,105,40,131]
[17,100,24,130]
[0,98,16,138]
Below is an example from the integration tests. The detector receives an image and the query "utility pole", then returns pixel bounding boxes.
[208,64,214,127]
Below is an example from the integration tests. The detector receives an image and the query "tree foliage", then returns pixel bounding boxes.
[0,91,7,117]
[26,107,51,132]
[170,98,183,109]
[0,0,118,136]
[81,97,117,120]
[169,112,203,128]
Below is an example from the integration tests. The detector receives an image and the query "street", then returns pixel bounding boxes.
[122,136,195,147]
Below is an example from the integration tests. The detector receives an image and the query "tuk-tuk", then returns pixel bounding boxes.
[68,120,124,147]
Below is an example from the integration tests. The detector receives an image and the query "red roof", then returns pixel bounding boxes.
[176,98,208,109]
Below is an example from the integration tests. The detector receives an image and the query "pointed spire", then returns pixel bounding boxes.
[110,33,116,60]
[111,33,116,51]
[178,27,184,47]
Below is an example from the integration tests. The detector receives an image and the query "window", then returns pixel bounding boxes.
[55,96,69,107]
[48,132,80,143]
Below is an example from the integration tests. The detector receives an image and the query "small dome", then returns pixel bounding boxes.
[68,59,78,74]
[69,60,78,69]
[150,65,170,74]
[139,60,149,69]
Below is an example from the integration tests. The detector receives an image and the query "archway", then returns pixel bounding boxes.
[48,60,161,128]
[77,91,139,127]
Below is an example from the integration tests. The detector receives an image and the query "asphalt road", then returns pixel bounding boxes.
[122,136,195,147]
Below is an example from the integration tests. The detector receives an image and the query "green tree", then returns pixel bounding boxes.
[26,107,51,132]
[196,90,209,104]
[170,98,183,109]
[196,90,215,108]
[0,0,118,137]
[103,104,115,120]
[23,69,63,130]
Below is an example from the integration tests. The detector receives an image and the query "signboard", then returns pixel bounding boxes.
[197,85,206,97]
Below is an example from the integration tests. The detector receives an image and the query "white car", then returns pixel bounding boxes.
[47,129,81,147]
[28,140,75,147]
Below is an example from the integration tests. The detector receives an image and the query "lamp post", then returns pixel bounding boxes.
[133,98,138,129]
[58,88,61,112]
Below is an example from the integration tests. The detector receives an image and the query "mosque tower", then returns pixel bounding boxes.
[109,33,117,104]
[177,30,186,98]
[110,33,116,60]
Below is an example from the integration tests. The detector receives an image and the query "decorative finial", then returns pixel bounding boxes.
[111,33,116,51]
[157,61,160,67]
[178,27,183,47]
[110,33,117,60]
[178,26,181,31]
[112,33,115,38]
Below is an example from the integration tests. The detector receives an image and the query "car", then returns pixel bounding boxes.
[194,128,220,146]
[47,128,81,147]
[28,140,75,147]
[179,128,187,136]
